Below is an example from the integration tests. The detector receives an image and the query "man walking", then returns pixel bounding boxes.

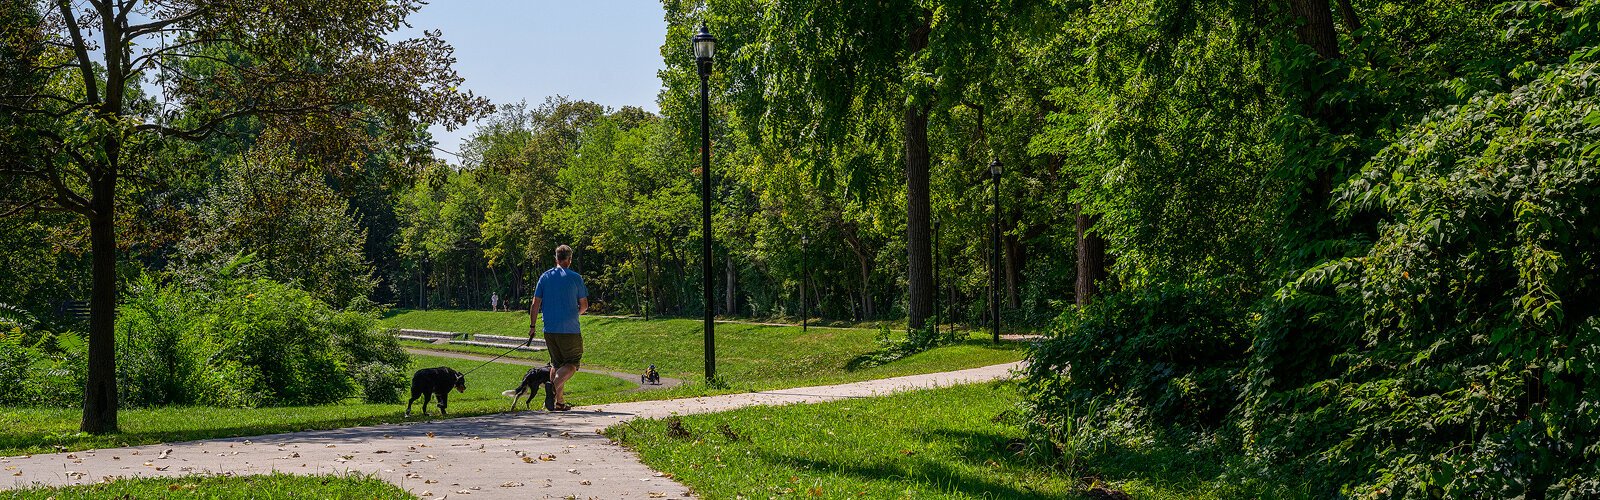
[529,244,588,411]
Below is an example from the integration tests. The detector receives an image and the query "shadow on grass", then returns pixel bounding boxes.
[752,448,1065,499]
[843,338,1023,372]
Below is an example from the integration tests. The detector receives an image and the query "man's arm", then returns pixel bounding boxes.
[528,297,543,337]
[578,298,588,315]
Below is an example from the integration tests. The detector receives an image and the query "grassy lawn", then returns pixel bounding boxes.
[383,309,1025,391]
[606,382,1301,499]
[4,472,410,499]
[0,353,629,457]
[606,382,1077,499]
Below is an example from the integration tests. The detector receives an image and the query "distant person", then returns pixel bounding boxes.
[491,292,500,312]
[529,244,588,411]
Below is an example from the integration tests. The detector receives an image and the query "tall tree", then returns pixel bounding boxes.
[0,0,488,433]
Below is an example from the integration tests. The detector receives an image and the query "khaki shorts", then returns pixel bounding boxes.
[545,333,583,367]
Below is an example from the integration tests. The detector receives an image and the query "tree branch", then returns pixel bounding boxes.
[55,0,101,106]
[125,8,204,38]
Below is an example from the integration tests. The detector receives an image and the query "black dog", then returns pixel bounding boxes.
[502,366,552,411]
[406,367,466,417]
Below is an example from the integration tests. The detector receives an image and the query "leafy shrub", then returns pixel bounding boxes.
[111,267,408,408]
[850,324,964,369]
[1245,61,1600,496]
[0,326,87,407]
[1025,281,1249,437]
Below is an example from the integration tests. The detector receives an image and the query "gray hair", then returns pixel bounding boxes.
[555,244,573,262]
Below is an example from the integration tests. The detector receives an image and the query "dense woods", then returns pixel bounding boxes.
[4,0,1599,494]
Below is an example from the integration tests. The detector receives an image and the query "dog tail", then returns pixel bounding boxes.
[501,389,519,398]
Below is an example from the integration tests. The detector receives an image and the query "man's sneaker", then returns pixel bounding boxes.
[543,381,556,411]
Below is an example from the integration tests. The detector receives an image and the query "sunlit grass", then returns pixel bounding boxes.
[384,309,1025,388]
[607,382,1077,499]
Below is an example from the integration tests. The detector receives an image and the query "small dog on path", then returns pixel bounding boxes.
[502,366,553,411]
[406,367,466,417]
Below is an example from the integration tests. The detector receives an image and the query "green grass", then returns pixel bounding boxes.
[0,353,629,457]
[606,382,1078,499]
[606,382,1301,499]
[383,309,1025,391]
[2,472,410,499]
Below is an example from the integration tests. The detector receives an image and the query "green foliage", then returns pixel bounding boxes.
[182,140,378,307]
[0,326,87,408]
[852,324,967,369]
[108,263,409,408]
[1247,60,1600,497]
[1027,282,1249,433]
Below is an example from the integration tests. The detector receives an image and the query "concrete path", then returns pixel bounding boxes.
[406,348,687,391]
[1,362,1022,499]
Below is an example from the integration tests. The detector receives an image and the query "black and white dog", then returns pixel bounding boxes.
[502,366,553,411]
[406,367,466,417]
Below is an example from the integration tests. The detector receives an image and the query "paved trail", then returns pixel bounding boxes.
[1,362,1022,499]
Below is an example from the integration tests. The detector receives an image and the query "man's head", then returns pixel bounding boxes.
[555,244,574,267]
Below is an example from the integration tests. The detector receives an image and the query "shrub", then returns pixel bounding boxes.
[1025,281,1250,437]
[108,268,408,408]
[1245,61,1600,496]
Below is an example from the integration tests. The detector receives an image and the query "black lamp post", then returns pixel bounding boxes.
[989,159,1001,344]
[695,24,717,382]
[801,233,809,332]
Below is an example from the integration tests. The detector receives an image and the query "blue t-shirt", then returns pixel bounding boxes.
[534,266,588,334]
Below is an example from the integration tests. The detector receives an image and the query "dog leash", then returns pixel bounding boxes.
[459,336,534,376]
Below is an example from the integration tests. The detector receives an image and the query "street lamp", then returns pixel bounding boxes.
[989,159,1001,345]
[695,23,718,382]
[801,233,809,332]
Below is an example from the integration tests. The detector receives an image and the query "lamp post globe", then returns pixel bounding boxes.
[694,24,716,75]
[695,23,717,382]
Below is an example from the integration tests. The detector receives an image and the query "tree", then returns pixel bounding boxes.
[0,0,488,433]
[180,138,377,307]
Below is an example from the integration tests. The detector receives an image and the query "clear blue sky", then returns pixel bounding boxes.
[401,2,670,159]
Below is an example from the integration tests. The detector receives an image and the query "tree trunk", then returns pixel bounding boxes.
[1004,232,1022,309]
[903,15,934,330]
[1290,0,1340,60]
[81,177,118,434]
[724,254,736,316]
[1075,208,1107,307]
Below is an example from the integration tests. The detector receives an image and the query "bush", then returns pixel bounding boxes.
[0,327,87,407]
[1244,61,1600,496]
[109,268,408,408]
[1025,281,1250,436]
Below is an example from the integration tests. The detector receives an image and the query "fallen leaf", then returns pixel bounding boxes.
[580,479,593,485]
[500,481,524,487]
[326,444,337,448]
[567,468,578,474]
[65,454,77,459]
[420,490,433,497]
[649,492,667,498]
[427,432,435,438]
[521,457,534,463]
[539,454,556,461]
[143,462,154,466]
[456,489,471,494]
[424,479,438,484]
[11,471,20,476]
